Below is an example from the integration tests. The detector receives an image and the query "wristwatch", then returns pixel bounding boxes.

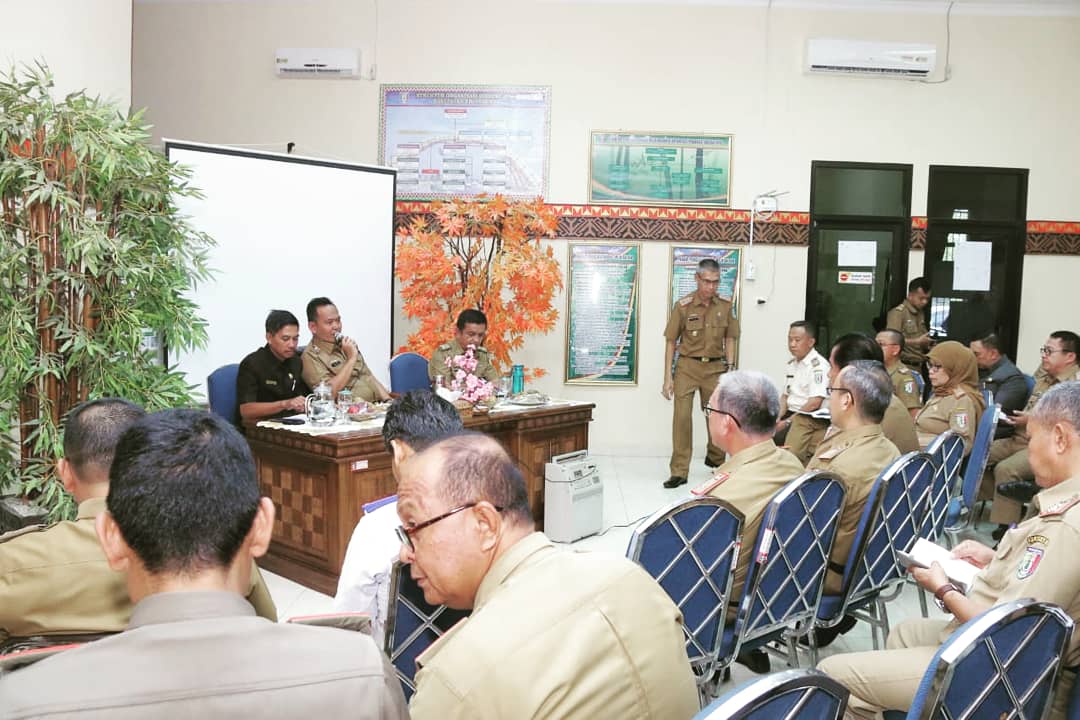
[934,582,961,611]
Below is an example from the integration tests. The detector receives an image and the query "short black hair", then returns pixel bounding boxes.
[456,309,488,331]
[831,332,885,369]
[1051,330,1080,357]
[265,309,300,335]
[697,258,720,273]
[430,433,533,527]
[789,320,816,339]
[62,398,146,479]
[975,333,1003,353]
[381,390,464,453]
[908,277,931,294]
[108,409,260,575]
[306,297,334,323]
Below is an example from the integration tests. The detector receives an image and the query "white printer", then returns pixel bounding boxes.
[544,450,603,543]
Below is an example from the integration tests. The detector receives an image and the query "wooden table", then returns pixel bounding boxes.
[245,402,594,595]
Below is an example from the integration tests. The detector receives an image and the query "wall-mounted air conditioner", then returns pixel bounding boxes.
[806,38,937,80]
[275,48,361,78]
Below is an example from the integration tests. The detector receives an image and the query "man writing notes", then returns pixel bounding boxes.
[428,309,500,386]
[237,309,311,421]
[301,296,391,402]
[399,433,699,719]
[662,258,740,489]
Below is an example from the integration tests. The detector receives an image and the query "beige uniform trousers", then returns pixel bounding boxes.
[786,414,830,466]
[670,356,725,477]
[984,436,1033,524]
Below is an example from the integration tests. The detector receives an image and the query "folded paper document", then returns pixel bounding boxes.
[897,538,980,591]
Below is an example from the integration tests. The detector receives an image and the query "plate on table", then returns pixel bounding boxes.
[506,392,549,407]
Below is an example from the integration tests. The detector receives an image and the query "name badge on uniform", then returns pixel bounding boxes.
[330,360,341,368]
[264,379,278,386]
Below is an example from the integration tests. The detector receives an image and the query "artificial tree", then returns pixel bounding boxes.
[0,63,213,519]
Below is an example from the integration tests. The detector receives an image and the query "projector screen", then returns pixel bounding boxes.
[165,141,396,400]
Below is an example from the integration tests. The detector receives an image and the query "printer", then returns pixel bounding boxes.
[544,450,602,543]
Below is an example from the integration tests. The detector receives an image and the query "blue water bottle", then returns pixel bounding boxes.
[511,364,525,395]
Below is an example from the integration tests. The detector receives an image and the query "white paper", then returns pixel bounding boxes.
[837,240,877,267]
[952,241,993,291]
[903,537,981,591]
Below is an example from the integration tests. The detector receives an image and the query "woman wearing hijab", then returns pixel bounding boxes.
[914,340,986,454]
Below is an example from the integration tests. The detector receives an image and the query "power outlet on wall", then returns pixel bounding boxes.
[745,259,756,281]
[753,195,778,214]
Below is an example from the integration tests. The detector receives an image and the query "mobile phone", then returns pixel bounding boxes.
[280,417,305,425]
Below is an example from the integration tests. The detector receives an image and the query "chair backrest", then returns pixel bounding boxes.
[921,432,966,542]
[912,371,925,398]
[207,364,240,425]
[695,668,849,720]
[830,453,933,617]
[1024,373,1037,396]
[721,471,846,664]
[389,352,430,394]
[384,561,469,700]
[627,496,744,685]
[907,599,1073,720]
[957,403,998,511]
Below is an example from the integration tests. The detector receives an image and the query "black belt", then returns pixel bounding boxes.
[686,356,723,363]
[828,561,846,575]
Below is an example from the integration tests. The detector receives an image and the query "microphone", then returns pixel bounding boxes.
[334,332,344,345]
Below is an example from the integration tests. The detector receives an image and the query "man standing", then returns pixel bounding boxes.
[237,309,311,421]
[808,360,900,594]
[775,321,830,464]
[301,297,391,402]
[0,409,407,718]
[428,309,500,386]
[886,277,933,373]
[876,328,923,419]
[986,331,1080,535]
[662,258,740,488]
[970,333,1029,438]
[0,399,276,646]
[334,390,463,645]
[399,433,699,719]
[819,381,1080,720]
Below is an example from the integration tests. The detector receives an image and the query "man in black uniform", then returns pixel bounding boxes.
[237,310,310,421]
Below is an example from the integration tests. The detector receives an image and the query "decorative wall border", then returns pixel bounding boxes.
[394,202,1080,255]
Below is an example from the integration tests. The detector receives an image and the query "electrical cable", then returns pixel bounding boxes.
[921,0,954,85]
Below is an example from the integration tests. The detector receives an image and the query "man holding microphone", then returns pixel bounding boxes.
[301,297,391,402]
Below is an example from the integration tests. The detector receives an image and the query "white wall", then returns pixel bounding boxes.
[133,0,1080,456]
[0,0,131,107]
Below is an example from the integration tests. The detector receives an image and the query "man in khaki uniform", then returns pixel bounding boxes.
[876,328,923,418]
[808,361,901,594]
[776,321,830,465]
[301,296,391,402]
[399,434,699,719]
[819,381,1080,720]
[428,309,500,386]
[0,409,407,719]
[0,399,277,646]
[885,277,933,373]
[662,258,740,488]
[986,331,1080,529]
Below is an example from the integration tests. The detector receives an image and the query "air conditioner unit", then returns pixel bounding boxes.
[806,38,936,80]
[275,48,361,78]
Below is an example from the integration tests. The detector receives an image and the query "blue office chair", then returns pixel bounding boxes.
[207,364,241,426]
[696,668,848,720]
[1024,373,1037,397]
[882,599,1073,720]
[627,496,743,706]
[384,561,469,700]
[944,403,998,543]
[389,352,430,393]
[912,371,925,399]
[809,452,935,662]
[712,472,846,680]
[922,431,966,544]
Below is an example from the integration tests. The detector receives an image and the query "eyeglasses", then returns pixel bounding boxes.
[826,386,852,397]
[696,275,721,286]
[395,502,503,550]
[703,405,741,428]
[927,362,944,371]
[1041,346,1069,357]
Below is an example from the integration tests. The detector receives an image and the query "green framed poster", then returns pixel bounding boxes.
[565,242,640,385]
[588,130,733,207]
[668,245,743,368]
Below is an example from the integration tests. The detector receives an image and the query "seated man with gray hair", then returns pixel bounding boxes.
[398,433,699,719]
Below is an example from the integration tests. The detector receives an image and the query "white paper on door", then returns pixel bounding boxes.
[837,240,877,267]
[953,241,993,292]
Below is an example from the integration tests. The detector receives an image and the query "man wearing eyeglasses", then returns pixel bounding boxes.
[986,331,1080,538]
[398,433,699,719]
[876,328,923,419]
[662,258,741,489]
[970,333,1029,439]
[807,360,900,595]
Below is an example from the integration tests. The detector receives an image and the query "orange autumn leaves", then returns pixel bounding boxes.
[396,196,562,379]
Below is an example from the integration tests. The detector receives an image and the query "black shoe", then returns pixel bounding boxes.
[705,457,721,469]
[663,476,687,489]
[734,648,771,674]
[998,480,1039,504]
[991,524,1009,542]
[801,614,857,648]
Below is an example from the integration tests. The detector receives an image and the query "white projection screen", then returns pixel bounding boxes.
[165,141,396,400]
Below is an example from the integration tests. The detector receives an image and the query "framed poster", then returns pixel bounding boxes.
[588,130,732,207]
[379,84,551,200]
[565,242,641,385]
[669,245,742,309]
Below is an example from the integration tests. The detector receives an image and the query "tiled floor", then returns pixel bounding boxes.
[262,451,997,692]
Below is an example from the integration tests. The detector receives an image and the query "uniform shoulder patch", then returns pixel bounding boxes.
[437,343,451,351]
[904,380,915,394]
[1017,546,1044,579]
[815,444,849,461]
[953,388,966,398]
[678,294,695,307]
[474,346,488,354]
[691,472,730,496]
[810,357,821,367]
[1040,495,1080,518]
